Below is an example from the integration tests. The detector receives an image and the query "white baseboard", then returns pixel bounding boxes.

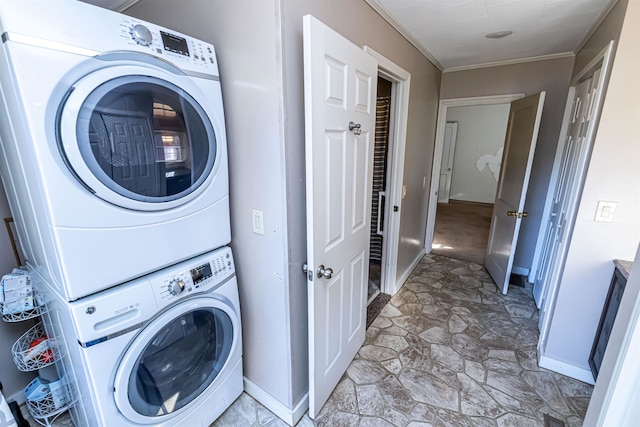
[243,377,308,426]
[511,266,530,276]
[8,390,25,405]
[538,354,595,385]
[395,249,426,293]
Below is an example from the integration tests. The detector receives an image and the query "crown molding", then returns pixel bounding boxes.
[574,0,619,54]
[364,0,443,71]
[443,51,576,73]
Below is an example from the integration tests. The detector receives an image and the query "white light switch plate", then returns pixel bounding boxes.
[402,185,407,199]
[252,209,264,234]
[595,201,617,223]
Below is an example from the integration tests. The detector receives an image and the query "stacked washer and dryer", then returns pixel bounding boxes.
[0,1,242,426]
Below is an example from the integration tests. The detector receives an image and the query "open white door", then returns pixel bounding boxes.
[437,122,458,203]
[303,15,377,418]
[485,92,545,294]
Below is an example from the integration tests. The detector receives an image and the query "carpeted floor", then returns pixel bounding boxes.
[432,200,493,264]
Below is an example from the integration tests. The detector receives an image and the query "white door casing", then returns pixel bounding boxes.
[533,75,595,308]
[485,92,546,294]
[424,94,524,253]
[303,15,378,418]
[536,42,615,346]
[437,122,458,203]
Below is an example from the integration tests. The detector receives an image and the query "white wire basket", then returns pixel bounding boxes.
[0,301,48,322]
[11,322,56,371]
[26,380,73,422]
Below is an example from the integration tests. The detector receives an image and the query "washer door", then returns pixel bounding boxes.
[113,297,238,422]
[58,64,220,211]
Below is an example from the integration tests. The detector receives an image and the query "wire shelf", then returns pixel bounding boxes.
[0,301,48,323]
[26,381,73,426]
[11,322,55,372]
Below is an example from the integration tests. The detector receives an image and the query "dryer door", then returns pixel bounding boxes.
[58,64,221,211]
[113,297,239,422]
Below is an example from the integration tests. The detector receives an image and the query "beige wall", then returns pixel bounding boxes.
[544,0,639,376]
[281,0,441,287]
[0,185,33,399]
[128,0,441,413]
[440,57,575,271]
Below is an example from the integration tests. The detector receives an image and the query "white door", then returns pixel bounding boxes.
[534,75,596,308]
[437,122,458,203]
[485,92,545,294]
[303,15,377,418]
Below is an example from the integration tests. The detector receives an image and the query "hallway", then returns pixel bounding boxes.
[212,254,592,426]
[431,200,493,265]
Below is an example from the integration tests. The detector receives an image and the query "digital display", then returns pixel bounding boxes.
[161,31,190,56]
[190,263,212,285]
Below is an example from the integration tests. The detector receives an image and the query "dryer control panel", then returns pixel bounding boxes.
[152,246,235,303]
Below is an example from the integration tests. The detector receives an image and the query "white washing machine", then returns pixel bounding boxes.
[0,1,230,300]
[35,246,243,427]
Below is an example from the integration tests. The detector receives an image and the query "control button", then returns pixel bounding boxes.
[169,279,186,296]
[130,24,153,46]
[208,47,212,53]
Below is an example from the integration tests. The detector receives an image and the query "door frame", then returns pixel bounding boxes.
[424,93,525,253]
[364,46,410,295]
[535,41,616,358]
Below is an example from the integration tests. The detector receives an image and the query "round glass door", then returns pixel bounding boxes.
[60,73,217,206]
[127,307,233,416]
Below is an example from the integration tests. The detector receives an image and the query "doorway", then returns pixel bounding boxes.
[425,94,525,262]
[430,103,511,264]
[368,77,392,304]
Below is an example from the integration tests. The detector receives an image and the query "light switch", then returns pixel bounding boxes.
[402,185,407,199]
[595,201,617,223]
[252,209,264,234]
[423,176,426,188]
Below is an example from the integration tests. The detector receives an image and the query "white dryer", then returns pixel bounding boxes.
[0,1,230,300]
[35,246,243,427]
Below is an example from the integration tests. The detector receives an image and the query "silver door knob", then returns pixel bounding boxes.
[317,265,333,279]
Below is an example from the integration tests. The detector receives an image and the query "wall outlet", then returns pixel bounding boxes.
[595,201,617,223]
[252,209,265,234]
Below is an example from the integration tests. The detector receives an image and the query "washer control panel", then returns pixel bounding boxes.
[152,247,235,303]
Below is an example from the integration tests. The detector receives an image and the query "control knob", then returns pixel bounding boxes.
[169,279,186,296]
[130,24,153,46]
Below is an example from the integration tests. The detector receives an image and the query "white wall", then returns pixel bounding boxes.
[542,0,639,379]
[440,57,574,273]
[445,104,510,204]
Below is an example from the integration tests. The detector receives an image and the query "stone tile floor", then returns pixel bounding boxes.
[33,254,593,426]
[215,254,593,427]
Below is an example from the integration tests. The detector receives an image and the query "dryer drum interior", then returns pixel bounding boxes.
[69,75,218,203]
[127,307,233,416]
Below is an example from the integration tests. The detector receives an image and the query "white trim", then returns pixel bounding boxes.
[574,0,619,54]
[364,46,411,298]
[424,94,525,255]
[8,390,25,405]
[538,354,595,385]
[394,248,426,294]
[243,377,308,426]
[443,52,575,73]
[511,266,529,276]
[536,41,616,351]
[363,0,443,71]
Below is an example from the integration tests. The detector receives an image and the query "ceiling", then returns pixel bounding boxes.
[84,0,616,71]
[366,0,617,70]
